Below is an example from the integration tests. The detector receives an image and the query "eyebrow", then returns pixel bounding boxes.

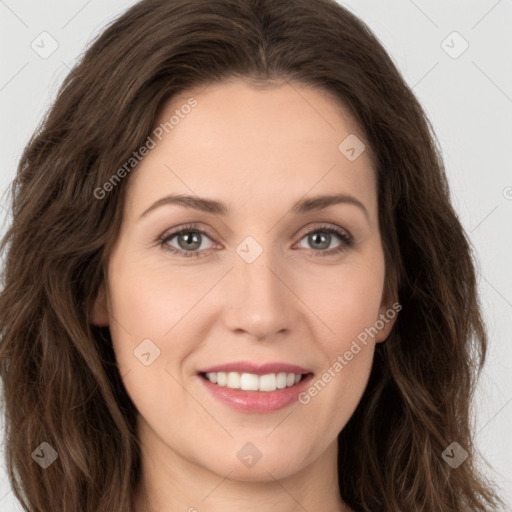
[139,193,369,221]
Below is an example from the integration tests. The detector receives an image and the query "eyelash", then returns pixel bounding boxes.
[157,222,354,259]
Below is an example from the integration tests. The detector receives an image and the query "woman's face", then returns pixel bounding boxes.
[93,78,396,481]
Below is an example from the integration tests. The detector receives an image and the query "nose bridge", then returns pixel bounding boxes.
[223,239,292,338]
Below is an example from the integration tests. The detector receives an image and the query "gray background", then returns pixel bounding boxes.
[0,0,511,509]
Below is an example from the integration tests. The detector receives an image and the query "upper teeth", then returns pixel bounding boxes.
[205,372,302,392]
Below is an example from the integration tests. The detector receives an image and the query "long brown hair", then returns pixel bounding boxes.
[0,0,503,510]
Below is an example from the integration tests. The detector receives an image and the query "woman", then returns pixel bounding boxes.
[0,0,503,510]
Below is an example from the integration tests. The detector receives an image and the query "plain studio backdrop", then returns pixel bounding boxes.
[0,0,511,509]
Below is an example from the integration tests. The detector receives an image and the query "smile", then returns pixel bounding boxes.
[201,371,305,392]
[197,371,314,413]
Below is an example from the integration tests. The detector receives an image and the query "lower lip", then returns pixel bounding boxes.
[198,374,314,413]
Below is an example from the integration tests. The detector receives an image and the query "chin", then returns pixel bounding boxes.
[204,449,309,482]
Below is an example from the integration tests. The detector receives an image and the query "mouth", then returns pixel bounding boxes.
[195,361,314,413]
[198,370,313,392]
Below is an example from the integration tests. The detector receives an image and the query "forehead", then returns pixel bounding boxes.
[125,79,377,221]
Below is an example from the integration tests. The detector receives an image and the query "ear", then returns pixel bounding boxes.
[374,293,400,343]
[91,282,110,327]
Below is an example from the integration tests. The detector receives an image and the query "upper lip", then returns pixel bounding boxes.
[197,361,312,376]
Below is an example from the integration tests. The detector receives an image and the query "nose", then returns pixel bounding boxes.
[221,250,298,341]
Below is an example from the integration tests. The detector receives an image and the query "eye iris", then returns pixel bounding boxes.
[309,231,330,250]
[178,231,201,250]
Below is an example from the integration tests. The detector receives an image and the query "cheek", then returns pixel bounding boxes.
[107,250,210,339]
[105,250,221,392]
[305,255,385,353]
[296,251,384,417]
[105,253,207,433]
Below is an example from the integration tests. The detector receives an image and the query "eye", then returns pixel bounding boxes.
[295,225,353,256]
[158,223,353,258]
[159,223,214,258]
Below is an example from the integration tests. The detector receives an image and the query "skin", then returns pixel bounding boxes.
[92,78,397,512]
